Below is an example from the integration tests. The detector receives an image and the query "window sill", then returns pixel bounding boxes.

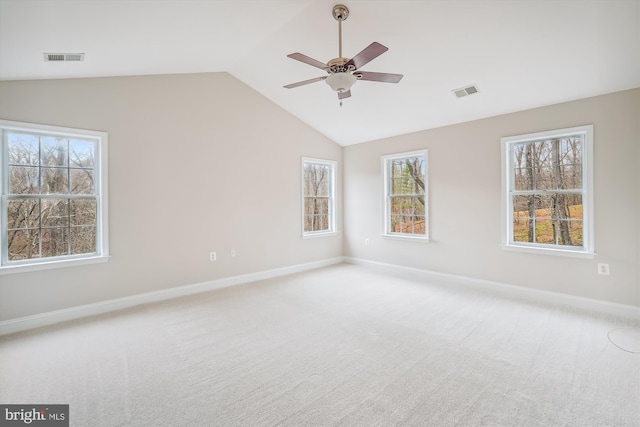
[382,234,430,243]
[501,244,594,259]
[0,255,111,275]
[302,231,339,239]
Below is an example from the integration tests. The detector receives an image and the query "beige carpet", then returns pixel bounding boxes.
[1,263,639,426]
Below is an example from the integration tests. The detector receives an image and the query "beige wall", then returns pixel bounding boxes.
[0,72,343,320]
[1,74,637,322]
[344,89,640,307]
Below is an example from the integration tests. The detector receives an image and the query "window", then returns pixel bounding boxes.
[302,158,336,237]
[382,150,428,239]
[1,120,109,273]
[501,125,593,257]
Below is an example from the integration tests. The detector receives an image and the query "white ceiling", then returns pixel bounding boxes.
[1,0,639,146]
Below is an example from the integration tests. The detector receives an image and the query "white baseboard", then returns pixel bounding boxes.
[344,257,640,320]
[0,257,345,336]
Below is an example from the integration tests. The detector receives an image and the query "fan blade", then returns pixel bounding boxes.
[338,90,351,100]
[345,42,388,70]
[355,71,403,83]
[287,53,329,70]
[284,76,327,89]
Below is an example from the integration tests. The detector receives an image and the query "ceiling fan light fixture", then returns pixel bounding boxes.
[325,72,356,93]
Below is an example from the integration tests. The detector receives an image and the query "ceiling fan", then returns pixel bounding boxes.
[284,4,403,104]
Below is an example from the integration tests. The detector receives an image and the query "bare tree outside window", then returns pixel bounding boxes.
[383,151,427,237]
[4,132,98,261]
[508,129,589,251]
[302,159,335,235]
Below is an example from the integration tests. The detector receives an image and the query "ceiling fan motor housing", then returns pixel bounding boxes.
[327,57,354,72]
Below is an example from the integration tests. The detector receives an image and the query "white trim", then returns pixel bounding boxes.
[500,125,593,256]
[302,231,339,239]
[0,254,110,275]
[344,257,640,320]
[500,244,595,259]
[0,119,109,272]
[381,149,429,239]
[381,234,430,243]
[0,257,345,336]
[301,157,337,237]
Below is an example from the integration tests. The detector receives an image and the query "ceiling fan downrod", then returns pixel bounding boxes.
[333,4,349,67]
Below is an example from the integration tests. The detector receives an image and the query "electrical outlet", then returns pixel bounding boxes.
[210,252,216,262]
[231,249,236,257]
[365,238,370,245]
[597,263,610,276]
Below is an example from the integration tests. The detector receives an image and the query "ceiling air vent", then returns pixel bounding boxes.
[43,53,85,62]
[452,84,479,98]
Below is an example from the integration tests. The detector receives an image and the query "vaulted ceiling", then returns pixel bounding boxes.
[1,0,639,145]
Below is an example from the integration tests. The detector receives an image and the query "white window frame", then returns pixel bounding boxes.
[501,125,594,258]
[301,157,337,238]
[382,149,429,241]
[0,120,110,274]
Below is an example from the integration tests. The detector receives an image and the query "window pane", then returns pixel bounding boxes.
[8,166,39,194]
[41,228,69,257]
[71,226,96,255]
[415,196,425,215]
[41,167,68,194]
[390,197,401,215]
[41,137,68,167]
[390,160,403,179]
[304,164,331,198]
[7,229,40,260]
[535,219,554,244]
[7,199,39,229]
[512,195,534,242]
[535,195,553,219]
[389,157,425,196]
[389,211,425,235]
[401,197,413,215]
[390,178,403,195]
[513,195,532,218]
[513,218,533,242]
[390,214,401,233]
[70,199,97,226]
[303,177,313,196]
[41,199,68,227]
[535,166,554,190]
[8,133,39,166]
[69,139,95,168]
[317,180,329,197]
[303,197,329,232]
[514,167,533,191]
[567,194,583,220]
[560,165,582,189]
[305,214,328,232]
[317,198,329,215]
[316,215,329,231]
[568,220,584,246]
[70,168,95,194]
